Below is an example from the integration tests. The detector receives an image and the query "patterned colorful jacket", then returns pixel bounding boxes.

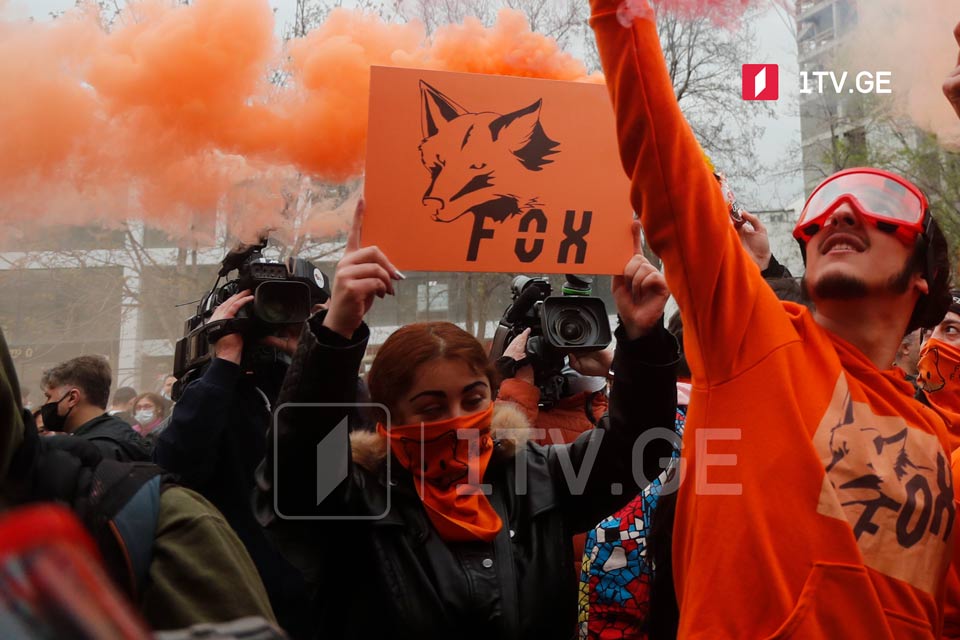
[579,406,686,639]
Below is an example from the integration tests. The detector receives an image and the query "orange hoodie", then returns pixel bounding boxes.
[945,449,960,638]
[590,2,955,638]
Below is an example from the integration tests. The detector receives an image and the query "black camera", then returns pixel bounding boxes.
[172,238,330,399]
[490,275,611,408]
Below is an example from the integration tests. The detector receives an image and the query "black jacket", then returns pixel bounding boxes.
[257,313,678,639]
[108,409,138,427]
[154,359,267,517]
[73,413,152,462]
[153,357,310,638]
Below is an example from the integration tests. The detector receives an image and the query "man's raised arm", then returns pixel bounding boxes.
[589,0,792,384]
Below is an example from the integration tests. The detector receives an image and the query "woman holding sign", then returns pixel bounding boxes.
[257,200,678,638]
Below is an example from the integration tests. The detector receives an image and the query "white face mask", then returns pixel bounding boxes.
[135,409,155,426]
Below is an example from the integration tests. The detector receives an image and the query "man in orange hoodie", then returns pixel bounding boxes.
[590,1,955,637]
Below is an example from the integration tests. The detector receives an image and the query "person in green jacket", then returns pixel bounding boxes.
[0,328,277,631]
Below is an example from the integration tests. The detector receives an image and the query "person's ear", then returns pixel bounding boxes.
[913,271,930,297]
[66,388,81,408]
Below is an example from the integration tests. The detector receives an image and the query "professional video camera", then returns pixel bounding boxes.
[172,238,330,399]
[490,274,611,409]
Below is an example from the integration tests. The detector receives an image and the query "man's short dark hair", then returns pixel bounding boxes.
[907,213,952,333]
[41,355,112,409]
[112,386,137,406]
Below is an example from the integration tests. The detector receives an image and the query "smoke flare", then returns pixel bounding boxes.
[844,0,960,146]
[0,0,594,242]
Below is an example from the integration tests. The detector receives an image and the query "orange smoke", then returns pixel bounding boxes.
[845,0,960,146]
[649,0,758,25]
[0,0,594,242]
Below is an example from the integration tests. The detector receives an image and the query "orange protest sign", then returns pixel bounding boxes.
[363,66,634,274]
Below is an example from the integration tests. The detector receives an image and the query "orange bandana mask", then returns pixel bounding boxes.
[378,404,502,542]
[918,338,960,449]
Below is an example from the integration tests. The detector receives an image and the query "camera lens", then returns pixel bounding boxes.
[552,310,593,346]
[258,297,288,323]
[560,320,585,342]
[540,296,612,353]
[255,281,310,324]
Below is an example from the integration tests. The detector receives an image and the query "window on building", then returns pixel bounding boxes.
[417,281,449,314]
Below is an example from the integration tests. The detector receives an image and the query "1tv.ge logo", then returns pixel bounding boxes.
[742,64,779,101]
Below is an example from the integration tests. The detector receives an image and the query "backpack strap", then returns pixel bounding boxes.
[86,461,164,600]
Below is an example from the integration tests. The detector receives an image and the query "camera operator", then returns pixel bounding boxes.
[497,327,612,446]
[152,288,311,638]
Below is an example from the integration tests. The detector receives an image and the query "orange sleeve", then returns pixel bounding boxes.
[945,450,960,638]
[589,1,795,384]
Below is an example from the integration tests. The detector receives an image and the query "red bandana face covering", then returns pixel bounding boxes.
[377,404,503,542]
[918,338,960,447]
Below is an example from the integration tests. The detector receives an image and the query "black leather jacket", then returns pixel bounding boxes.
[256,313,678,639]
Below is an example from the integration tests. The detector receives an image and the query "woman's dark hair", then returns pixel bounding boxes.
[367,322,497,417]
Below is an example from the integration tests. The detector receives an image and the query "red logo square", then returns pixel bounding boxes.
[742,64,779,101]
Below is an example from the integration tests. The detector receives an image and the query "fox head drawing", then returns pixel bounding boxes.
[418,80,560,224]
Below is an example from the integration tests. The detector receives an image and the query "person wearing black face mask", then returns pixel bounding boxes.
[39,356,151,462]
[38,388,74,433]
[152,289,311,638]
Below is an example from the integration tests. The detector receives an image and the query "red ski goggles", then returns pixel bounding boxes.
[793,168,929,244]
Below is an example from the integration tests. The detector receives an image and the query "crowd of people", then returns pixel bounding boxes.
[3,1,960,638]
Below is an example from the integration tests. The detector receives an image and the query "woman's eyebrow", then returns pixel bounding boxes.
[408,390,446,403]
[462,381,489,393]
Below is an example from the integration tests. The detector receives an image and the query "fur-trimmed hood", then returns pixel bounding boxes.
[351,401,534,474]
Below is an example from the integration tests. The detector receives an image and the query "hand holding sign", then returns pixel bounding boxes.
[323,199,404,340]
[363,67,634,274]
[946,23,960,120]
[612,221,669,341]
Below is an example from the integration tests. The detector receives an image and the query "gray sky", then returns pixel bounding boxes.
[11,0,805,210]
[743,5,804,211]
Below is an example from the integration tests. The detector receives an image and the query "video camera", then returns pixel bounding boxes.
[490,275,611,409]
[172,238,330,399]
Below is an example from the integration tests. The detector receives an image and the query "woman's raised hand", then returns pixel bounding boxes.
[322,199,404,340]
[612,221,670,341]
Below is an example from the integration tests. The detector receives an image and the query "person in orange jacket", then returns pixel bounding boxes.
[938,26,960,640]
[918,292,960,451]
[926,292,960,638]
[590,1,955,637]
[496,327,611,446]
